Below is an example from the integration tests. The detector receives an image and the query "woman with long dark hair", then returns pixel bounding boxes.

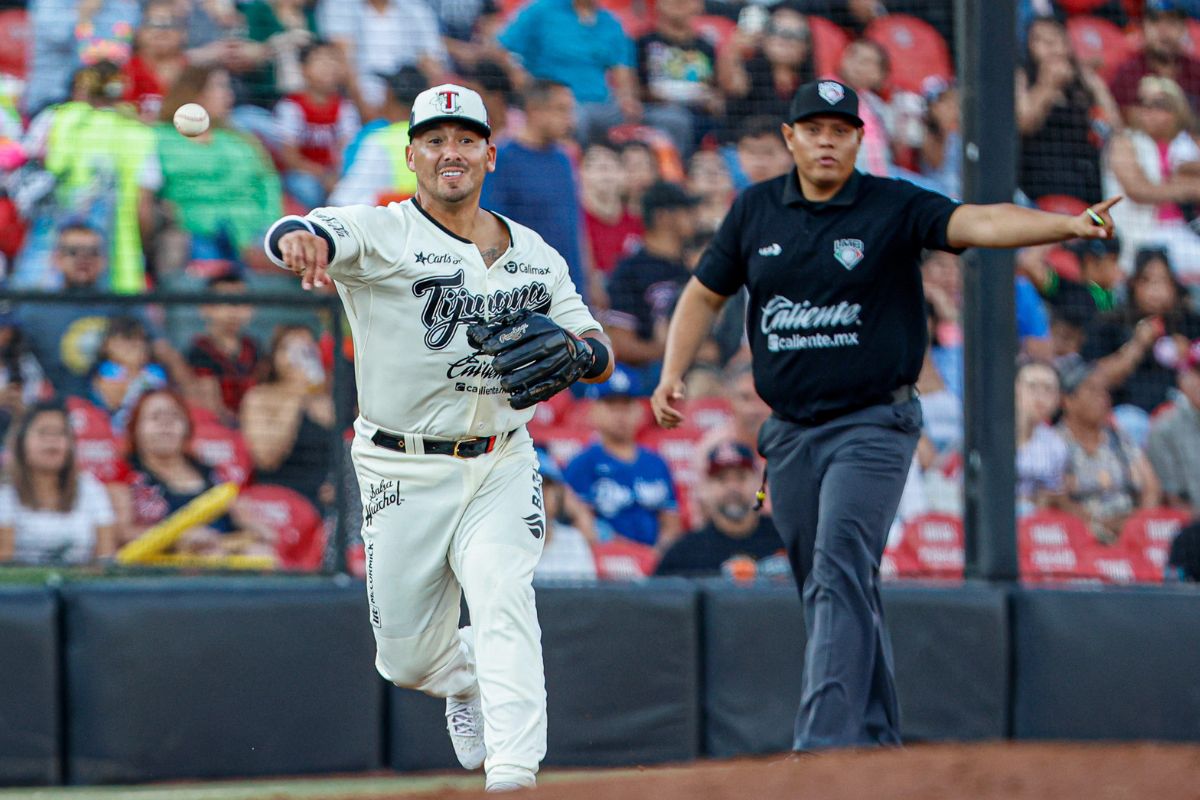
[1016,16,1119,203]
[1083,247,1200,416]
[718,6,816,136]
[0,400,117,563]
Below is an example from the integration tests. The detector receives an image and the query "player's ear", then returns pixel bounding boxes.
[855,127,865,144]
[485,141,497,174]
[405,144,415,172]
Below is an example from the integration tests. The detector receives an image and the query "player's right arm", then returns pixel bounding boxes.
[265,206,388,290]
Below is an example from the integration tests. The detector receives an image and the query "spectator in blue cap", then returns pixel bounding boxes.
[565,364,682,552]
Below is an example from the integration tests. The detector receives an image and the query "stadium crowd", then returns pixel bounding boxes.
[0,0,1198,583]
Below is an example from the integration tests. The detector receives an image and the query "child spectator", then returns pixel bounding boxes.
[728,116,794,190]
[656,441,783,577]
[0,400,118,564]
[115,388,273,556]
[274,39,360,211]
[186,273,259,424]
[1057,362,1162,544]
[580,141,643,278]
[88,315,169,434]
[123,0,188,123]
[565,365,681,552]
[1016,360,1069,516]
[533,449,598,582]
[239,325,334,505]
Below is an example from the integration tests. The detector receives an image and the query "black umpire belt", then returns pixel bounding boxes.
[371,430,503,458]
[781,385,919,428]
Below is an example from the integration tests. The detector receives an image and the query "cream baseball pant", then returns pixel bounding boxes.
[351,418,547,785]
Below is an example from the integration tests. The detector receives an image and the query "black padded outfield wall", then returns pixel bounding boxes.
[0,587,60,785]
[61,578,383,784]
[389,579,702,771]
[701,582,1010,757]
[1012,588,1200,742]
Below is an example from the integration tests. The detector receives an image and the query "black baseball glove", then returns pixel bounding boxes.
[466,308,596,410]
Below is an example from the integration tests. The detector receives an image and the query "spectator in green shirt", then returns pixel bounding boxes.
[154,65,282,272]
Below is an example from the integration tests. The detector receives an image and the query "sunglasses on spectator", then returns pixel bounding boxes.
[767,26,808,40]
[58,245,102,258]
[145,19,182,29]
[1139,97,1175,111]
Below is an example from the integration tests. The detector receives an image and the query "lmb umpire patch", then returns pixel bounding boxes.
[834,239,865,270]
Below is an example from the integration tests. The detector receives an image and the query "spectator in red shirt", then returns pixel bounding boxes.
[186,274,259,425]
[273,39,361,210]
[1109,0,1200,118]
[580,141,643,279]
[123,0,189,123]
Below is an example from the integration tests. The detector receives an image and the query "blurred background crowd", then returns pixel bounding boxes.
[0,0,1198,584]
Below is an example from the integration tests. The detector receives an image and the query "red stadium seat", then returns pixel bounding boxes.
[1036,194,1090,216]
[693,14,737,53]
[66,396,124,483]
[591,536,659,579]
[638,424,703,489]
[191,420,253,486]
[0,9,30,79]
[1058,0,1117,11]
[893,512,965,580]
[1066,15,1134,82]
[864,14,952,95]
[1018,509,1097,583]
[808,15,851,79]
[1120,507,1193,580]
[682,396,734,433]
[237,483,326,571]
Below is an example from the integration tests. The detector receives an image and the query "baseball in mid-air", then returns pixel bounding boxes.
[173,103,210,137]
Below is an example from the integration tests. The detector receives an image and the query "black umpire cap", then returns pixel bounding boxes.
[788,79,865,128]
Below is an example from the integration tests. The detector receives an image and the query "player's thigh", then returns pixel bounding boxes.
[352,436,467,637]
[450,430,545,586]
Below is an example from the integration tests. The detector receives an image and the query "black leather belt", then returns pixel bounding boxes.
[371,430,499,458]
[782,385,919,428]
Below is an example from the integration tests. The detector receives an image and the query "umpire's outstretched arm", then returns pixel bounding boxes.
[945,195,1122,250]
[650,278,729,429]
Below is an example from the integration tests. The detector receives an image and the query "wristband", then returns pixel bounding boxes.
[582,336,610,379]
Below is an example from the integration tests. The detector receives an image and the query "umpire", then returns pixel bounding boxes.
[650,79,1121,751]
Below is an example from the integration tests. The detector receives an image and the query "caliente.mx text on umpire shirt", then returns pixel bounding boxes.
[694,169,962,424]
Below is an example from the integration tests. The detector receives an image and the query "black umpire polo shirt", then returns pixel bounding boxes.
[695,169,962,424]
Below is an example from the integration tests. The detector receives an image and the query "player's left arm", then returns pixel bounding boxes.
[946,196,1122,250]
[578,330,614,384]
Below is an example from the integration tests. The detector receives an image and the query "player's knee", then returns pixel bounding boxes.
[374,645,440,689]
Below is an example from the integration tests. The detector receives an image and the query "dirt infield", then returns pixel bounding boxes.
[389,743,1200,800]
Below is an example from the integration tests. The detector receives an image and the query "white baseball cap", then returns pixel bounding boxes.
[409,83,491,139]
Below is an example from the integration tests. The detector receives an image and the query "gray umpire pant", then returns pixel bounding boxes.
[757,398,922,751]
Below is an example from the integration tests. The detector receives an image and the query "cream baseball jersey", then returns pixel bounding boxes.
[265,199,601,439]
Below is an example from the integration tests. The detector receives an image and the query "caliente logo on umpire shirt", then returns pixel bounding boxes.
[761,295,862,352]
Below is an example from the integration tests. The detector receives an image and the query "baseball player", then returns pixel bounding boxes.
[264,83,614,792]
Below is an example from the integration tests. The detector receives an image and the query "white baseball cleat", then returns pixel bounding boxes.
[446,693,486,770]
[485,779,536,792]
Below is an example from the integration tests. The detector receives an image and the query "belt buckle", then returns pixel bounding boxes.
[452,439,470,458]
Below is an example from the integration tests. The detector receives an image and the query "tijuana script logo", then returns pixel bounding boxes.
[414,270,552,350]
[760,296,862,334]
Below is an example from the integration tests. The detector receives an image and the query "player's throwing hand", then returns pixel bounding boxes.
[278,230,330,290]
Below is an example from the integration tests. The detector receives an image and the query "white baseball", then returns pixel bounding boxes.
[173,103,210,137]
